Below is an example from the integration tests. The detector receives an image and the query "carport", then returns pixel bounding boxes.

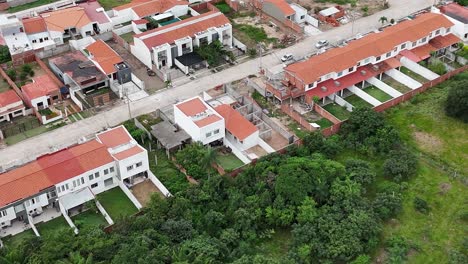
[174,53,207,74]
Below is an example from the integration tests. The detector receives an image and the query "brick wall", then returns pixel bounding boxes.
[0,66,25,101]
[112,32,130,51]
[313,104,341,124]
[281,104,317,132]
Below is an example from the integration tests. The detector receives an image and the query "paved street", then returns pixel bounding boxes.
[0,0,434,168]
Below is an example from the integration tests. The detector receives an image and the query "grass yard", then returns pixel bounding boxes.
[363,86,393,102]
[36,216,70,237]
[136,114,162,131]
[344,94,373,109]
[98,187,138,219]
[146,145,189,194]
[314,117,334,129]
[98,0,131,10]
[256,229,292,260]
[119,32,135,43]
[323,103,351,121]
[72,210,107,229]
[399,66,429,84]
[288,121,308,139]
[0,79,11,93]
[1,229,35,248]
[216,152,244,171]
[383,77,413,94]
[5,126,49,145]
[8,0,61,13]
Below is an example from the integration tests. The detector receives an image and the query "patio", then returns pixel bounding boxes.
[98,187,138,219]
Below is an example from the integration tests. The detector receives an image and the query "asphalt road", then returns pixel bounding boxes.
[0,0,434,168]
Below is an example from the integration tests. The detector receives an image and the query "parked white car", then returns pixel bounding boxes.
[281,54,294,62]
[315,40,329,49]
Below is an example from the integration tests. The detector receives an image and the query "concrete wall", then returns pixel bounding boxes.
[385,69,422,90]
[262,2,287,23]
[131,38,152,68]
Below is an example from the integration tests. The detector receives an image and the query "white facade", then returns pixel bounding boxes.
[290,3,307,24]
[27,31,55,50]
[225,130,260,151]
[0,99,26,123]
[432,6,468,42]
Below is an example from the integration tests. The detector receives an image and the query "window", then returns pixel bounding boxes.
[127,165,134,171]
[376,56,381,61]
[32,39,37,43]
[61,185,65,192]
[104,178,113,187]
[435,29,440,35]
[136,162,142,168]
[300,15,305,19]
[65,184,69,190]
[44,37,49,41]
[110,167,115,173]
[348,67,354,72]
[89,174,94,181]
[364,58,370,64]
[1,210,6,217]
[39,38,43,43]
[401,43,406,49]
[446,27,450,32]
[386,52,391,58]
[412,41,417,47]
[337,71,343,77]
[73,181,77,187]
[356,62,361,67]
[421,37,427,43]
[206,132,212,138]
[91,183,98,188]
[104,169,109,175]
[94,172,99,178]
[31,198,36,204]
[214,129,220,134]
[81,177,85,184]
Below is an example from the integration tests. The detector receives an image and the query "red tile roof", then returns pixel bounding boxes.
[132,0,189,18]
[0,90,22,108]
[133,18,148,25]
[176,97,207,116]
[78,1,111,24]
[214,104,257,141]
[22,17,47,34]
[0,140,114,207]
[42,7,92,32]
[113,145,145,160]
[96,126,133,148]
[429,33,460,49]
[440,3,468,24]
[86,40,123,75]
[194,114,222,127]
[21,74,60,100]
[136,11,229,49]
[264,0,295,16]
[410,44,436,61]
[285,13,453,85]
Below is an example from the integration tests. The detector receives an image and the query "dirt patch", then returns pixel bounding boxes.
[131,179,163,206]
[439,182,452,195]
[297,0,385,16]
[413,131,443,154]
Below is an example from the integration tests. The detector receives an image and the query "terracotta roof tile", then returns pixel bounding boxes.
[285,13,454,85]
[264,0,295,16]
[22,17,47,34]
[132,0,189,18]
[429,33,460,49]
[136,11,229,48]
[113,145,145,160]
[42,7,92,32]
[440,3,468,24]
[175,97,207,116]
[194,115,222,127]
[214,104,257,141]
[86,40,123,75]
[0,90,22,108]
[96,126,133,148]
[21,74,60,100]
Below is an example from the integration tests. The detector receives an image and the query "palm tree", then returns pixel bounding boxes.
[202,146,218,171]
[379,16,388,25]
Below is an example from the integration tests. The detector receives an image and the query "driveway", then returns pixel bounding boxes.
[0,0,434,168]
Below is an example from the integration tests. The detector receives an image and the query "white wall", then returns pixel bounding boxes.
[0,100,23,114]
[0,206,17,226]
[240,130,259,150]
[131,38,153,68]
[199,119,225,145]
[174,105,202,142]
[168,5,189,17]
[290,4,307,24]
[24,193,49,213]
[116,150,149,181]
[79,23,94,38]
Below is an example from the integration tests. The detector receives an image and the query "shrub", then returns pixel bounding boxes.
[6,68,16,81]
[21,64,32,74]
[386,236,410,264]
[247,48,257,58]
[414,196,429,213]
[345,159,376,185]
[383,148,417,182]
[427,59,447,75]
[215,2,231,14]
[373,190,402,220]
[20,71,29,80]
[445,78,468,122]
[0,45,11,63]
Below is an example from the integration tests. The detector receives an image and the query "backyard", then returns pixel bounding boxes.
[383,76,412,94]
[98,0,131,10]
[0,78,10,93]
[71,210,108,229]
[399,66,429,84]
[362,85,393,102]
[323,103,351,121]
[314,117,334,129]
[1,229,35,249]
[37,216,69,237]
[216,151,244,171]
[97,187,138,219]
[119,32,135,44]
[344,94,373,109]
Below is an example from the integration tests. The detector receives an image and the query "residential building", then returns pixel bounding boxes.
[254,0,306,24]
[21,17,55,51]
[0,126,156,237]
[77,1,113,34]
[49,50,108,94]
[433,3,468,41]
[0,90,26,122]
[85,40,131,84]
[0,15,32,56]
[131,11,232,71]
[173,96,225,145]
[21,74,61,109]
[112,0,189,25]
[42,7,95,45]
[272,13,460,104]
[213,104,259,151]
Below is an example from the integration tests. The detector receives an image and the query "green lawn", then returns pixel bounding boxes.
[400,66,428,84]
[314,117,334,129]
[72,210,107,229]
[119,32,135,43]
[323,103,351,121]
[288,121,308,139]
[98,0,131,10]
[363,86,393,102]
[383,77,412,94]
[344,94,373,109]
[5,126,49,145]
[216,152,244,170]
[0,79,11,93]
[1,229,35,248]
[36,216,70,237]
[98,187,138,219]
[8,0,61,13]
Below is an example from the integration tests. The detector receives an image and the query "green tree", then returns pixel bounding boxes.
[383,148,417,182]
[195,40,235,67]
[0,45,11,63]
[345,159,376,185]
[379,16,388,25]
[445,78,468,122]
[57,252,94,264]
